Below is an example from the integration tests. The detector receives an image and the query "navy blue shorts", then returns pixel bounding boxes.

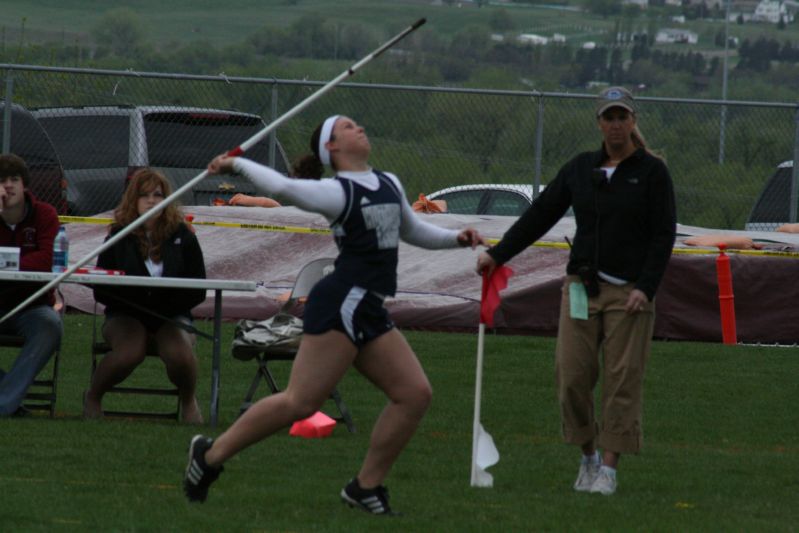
[303,275,395,348]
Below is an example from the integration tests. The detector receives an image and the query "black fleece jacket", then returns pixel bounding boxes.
[94,223,207,316]
[488,145,676,300]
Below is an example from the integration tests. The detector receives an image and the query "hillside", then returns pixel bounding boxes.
[1,0,797,99]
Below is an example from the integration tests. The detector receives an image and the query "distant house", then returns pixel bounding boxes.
[623,0,649,7]
[517,33,549,45]
[682,0,724,7]
[751,0,794,22]
[655,28,699,44]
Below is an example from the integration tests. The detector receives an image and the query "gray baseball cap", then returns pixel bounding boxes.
[596,86,636,117]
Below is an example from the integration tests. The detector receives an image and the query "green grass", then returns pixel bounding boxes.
[1,314,798,531]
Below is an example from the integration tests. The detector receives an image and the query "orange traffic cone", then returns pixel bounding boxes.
[289,411,336,438]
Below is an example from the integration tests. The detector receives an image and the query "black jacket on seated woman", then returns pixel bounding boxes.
[94,223,206,324]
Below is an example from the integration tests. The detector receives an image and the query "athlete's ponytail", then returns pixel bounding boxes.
[293,119,334,180]
[292,154,324,180]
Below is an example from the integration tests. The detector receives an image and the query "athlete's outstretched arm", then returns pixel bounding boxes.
[208,155,345,220]
[385,173,483,249]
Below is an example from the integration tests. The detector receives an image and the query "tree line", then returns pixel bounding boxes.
[3,6,799,99]
[737,36,799,72]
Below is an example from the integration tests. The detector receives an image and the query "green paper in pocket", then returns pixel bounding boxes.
[569,282,588,320]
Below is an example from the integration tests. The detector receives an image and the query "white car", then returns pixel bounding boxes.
[425,184,535,216]
[426,183,573,217]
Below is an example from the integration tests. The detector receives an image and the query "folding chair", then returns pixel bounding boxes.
[0,334,61,417]
[89,310,181,421]
[0,290,64,418]
[231,257,356,433]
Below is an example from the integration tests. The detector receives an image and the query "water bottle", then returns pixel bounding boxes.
[52,225,69,273]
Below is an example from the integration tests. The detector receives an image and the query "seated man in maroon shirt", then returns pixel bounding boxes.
[0,153,62,416]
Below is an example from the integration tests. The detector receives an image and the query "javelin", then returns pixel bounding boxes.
[0,17,427,326]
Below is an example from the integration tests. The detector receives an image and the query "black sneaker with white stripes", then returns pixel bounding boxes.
[340,478,396,515]
[183,434,223,503]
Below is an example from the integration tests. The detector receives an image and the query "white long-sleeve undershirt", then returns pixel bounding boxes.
[232,158,461,249]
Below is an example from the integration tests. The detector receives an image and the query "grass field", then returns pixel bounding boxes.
[0,314,797,531]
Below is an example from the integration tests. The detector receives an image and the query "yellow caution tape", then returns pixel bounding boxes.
[199,221,330,234]
[60,216,799,258]
[59,216,112,225]
[484,237,799,258]
[58,215,331,235]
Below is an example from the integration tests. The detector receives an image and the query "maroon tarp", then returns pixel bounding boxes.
[61,206,799,344]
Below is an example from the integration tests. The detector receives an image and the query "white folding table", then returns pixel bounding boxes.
[0,271,256,426]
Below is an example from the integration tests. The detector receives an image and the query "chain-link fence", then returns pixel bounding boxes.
[2,63,797,230]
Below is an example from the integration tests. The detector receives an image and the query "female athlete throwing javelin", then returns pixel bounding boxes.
[183,115,485,514]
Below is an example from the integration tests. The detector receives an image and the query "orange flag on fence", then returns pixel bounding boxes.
[480,266,513,327]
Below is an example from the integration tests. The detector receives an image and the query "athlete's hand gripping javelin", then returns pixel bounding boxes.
[208,154,236,176]
[455,228,486,250]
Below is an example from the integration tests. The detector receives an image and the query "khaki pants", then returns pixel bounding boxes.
[555,275,654,454]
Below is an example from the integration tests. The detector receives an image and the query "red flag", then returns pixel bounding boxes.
[480,266,513,327]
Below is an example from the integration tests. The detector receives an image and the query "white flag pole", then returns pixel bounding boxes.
[0,18,426,327]
[470,322,486,486]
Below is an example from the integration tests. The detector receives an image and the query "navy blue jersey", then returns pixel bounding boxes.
[330,170,402,296]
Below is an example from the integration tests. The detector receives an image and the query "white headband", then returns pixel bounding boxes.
[318,115,340,166]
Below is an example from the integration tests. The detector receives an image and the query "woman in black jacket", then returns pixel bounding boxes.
[84,169,207,423]
[477,87,676,496]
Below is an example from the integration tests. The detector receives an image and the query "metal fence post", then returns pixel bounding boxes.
[718,103,727,165]
[533,93,544,200]
[2,70,13,153]
[789,106,799,223]
[718,0,730,165]
[268,83,278,169]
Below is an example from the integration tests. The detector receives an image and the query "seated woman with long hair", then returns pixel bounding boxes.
[84,169,207,423]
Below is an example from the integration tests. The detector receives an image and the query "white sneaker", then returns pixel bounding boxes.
[589,467,617,495]
[573,461,600,492]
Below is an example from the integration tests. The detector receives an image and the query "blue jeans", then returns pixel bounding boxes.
[0,305,62,416]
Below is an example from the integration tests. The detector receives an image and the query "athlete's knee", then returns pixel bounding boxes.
[399,380,432,415]
[419,383,433,412]
[284,391,325,420]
